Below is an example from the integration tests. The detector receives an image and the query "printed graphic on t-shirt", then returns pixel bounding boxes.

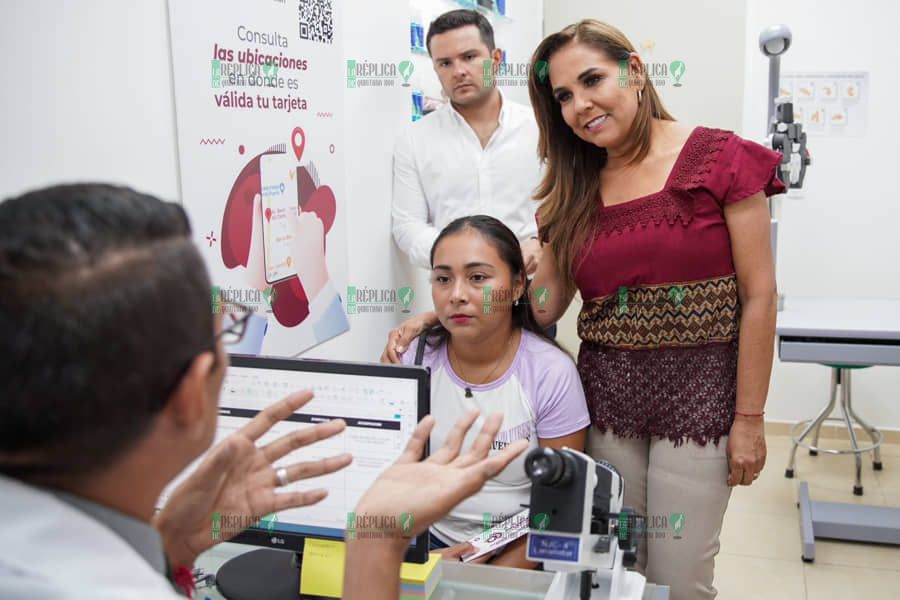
[492,420,533,451]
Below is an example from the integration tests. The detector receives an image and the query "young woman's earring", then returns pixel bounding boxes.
[637,89,643,105]
[514,298,520,306]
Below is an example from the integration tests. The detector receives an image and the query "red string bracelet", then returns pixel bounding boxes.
[172,566,196,597]
[735,410,765,418]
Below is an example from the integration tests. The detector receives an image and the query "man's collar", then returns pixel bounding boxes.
[448,87,507,127]
[52,488,168,576]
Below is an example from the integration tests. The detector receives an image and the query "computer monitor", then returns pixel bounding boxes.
[158,354,430,599]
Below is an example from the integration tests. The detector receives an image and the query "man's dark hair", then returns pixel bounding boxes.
[0,184,214,482]
[426,9,495,55]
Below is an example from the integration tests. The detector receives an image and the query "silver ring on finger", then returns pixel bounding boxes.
[275,467,289,487]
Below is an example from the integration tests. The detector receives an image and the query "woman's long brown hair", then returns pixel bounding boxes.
[527,20,674,295]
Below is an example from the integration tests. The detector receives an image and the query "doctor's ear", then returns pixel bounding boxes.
[164,351,219,431]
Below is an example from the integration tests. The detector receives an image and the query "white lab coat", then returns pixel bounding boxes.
[0,475,183,599]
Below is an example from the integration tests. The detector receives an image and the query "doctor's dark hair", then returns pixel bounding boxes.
[0,184,214,482]
[426,9,495,54]
[422,215,558,351]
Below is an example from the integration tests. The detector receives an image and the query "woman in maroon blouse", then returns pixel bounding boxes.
[525,20,782,599]
[382,19,782,600]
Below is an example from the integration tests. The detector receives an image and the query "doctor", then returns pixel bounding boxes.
[0,183,526,599]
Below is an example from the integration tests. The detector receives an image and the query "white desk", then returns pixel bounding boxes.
[777,297,900,366]
[776,296,900,561]
[193,543,669,599]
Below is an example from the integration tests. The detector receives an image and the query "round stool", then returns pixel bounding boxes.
[784,365,884,495]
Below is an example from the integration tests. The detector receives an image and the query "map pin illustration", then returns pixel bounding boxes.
[291,127,305,162]
[265,207,272,222]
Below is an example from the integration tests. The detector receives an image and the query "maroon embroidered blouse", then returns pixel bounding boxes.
[574,126,785,446]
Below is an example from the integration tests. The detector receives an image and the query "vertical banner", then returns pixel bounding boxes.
[168,0,348,356]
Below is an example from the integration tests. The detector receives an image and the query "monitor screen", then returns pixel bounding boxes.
[158,354,430,562]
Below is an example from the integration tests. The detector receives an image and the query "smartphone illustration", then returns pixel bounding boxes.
[260,153,298,284]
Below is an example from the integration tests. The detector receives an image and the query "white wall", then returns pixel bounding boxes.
[744,0,900,429]
[0,0,543,365]
[0,0,181,200]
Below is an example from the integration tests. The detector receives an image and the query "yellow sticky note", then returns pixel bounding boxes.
[299,539,346,598]
[399,552,442,585]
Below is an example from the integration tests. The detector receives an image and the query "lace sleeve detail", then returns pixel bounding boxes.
[669,127,733,190]
[679,128,786,205]
[595,128,732,237]
[596,190,694,237]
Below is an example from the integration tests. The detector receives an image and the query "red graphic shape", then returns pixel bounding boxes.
[291,127,306,162]
[238,144,245,155]
[271,276,310,327]
[221,156,263,269]
[305,186,336,238]
[221,148,336,329]
[264,207,272,222]
[296,166,317,206]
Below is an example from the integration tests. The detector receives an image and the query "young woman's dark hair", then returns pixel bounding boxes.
[421,215,560,352]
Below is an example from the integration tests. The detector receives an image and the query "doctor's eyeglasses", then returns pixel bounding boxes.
[215,301,252,347]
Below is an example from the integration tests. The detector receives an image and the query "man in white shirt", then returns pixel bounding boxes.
[392,9,543,272]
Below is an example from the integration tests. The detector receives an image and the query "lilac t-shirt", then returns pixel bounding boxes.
[401,329,590,542]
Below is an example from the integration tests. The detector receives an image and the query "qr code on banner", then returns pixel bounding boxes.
[298,0,333,44]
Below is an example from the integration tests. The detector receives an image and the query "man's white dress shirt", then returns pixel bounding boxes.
[392,90,543,268]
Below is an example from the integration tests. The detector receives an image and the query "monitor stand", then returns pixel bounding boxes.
[216,548,313,599]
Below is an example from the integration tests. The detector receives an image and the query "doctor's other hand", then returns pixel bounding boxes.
[380,310,439,363]
[351,410,528,548]
[343,411,527,599]
[152,391,352,568]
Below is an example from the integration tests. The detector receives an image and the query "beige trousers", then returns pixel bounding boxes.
[587,427,732,600]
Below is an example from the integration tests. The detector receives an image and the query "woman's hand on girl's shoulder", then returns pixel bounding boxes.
[380,311,438,363]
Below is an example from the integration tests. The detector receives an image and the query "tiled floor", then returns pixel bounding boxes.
[713,434,900,599]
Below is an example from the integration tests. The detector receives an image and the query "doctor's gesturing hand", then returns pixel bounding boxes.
[344,410,529,600]
[152,391,351,569]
